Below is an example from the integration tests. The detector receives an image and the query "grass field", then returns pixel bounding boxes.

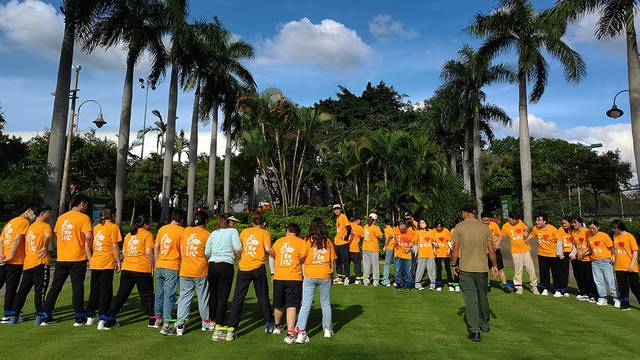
[1,268,639,360]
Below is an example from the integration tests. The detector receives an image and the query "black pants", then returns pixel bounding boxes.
[107,270,154,320]
[208,262,234,325]
[538,256,561,291]
[0,264,23,315]
[350,252,362,279]
[435,257,452,286]
[87,269,114,317]
[615,271,640,307]
[572,260,597,298]
[43,261,87,320]
[12,265,50,315]
[228,265,273,328]
[557,253,571,292]
[335,244,350,277]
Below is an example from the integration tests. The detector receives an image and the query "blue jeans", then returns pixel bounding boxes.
[591,259,618,299]
[154,268,178,320]
[176,277,209,326]
[382,250,394,285]
[395,258,412,289]
[295,278,332,332]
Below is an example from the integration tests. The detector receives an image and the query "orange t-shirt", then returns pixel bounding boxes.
[572,227,591,261]
[433,228,451,258]
[501,221,531,254]
[487,222,501,247]
[1,216,30,265]
[556,227,573,253]
[394,231,414,260]
[384,226,396,251]
[303,239,337,279]
[55,210,93,262]
[155,223,184,271]
[588,231,613,260]
[531,224,558,258]
[414,229,435,259]
[349,223,363,253]
[362,224,382,253]
[90,221,122,270]
[238,227,272,271]
[122,228,154,273]
[23,220,51,270]
[179,226,210,278]
[272,235,306,281]
[614,232,639,272]
[334,213,350,245]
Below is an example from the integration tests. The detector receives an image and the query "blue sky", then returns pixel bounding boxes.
[0,0,634,172]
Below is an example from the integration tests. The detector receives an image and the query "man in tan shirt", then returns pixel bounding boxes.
[451,204,498,342]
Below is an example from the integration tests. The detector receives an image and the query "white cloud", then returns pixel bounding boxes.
[562,11,636,55]
[368,14,418,40]
[256,17,373,71]
[0,0,152,72]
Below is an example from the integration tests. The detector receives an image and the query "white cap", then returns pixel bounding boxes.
[369,213,378,220]
[332,204,342,210]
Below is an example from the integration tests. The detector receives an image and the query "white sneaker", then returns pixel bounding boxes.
[97,320,105,330]
[455,285,461,293]
[295,332,310,344]
[614,299,621,308]
[577,295,588,301]
[343,278,350,286]
[272,326,282,335]
[385,283,391,287]
[354,280,361,285]
[448,286,455,292]
[596,298,608,306]
[429,284,435,291]
[284,334,296,344]
[73,322,85,327]
[150,318,163,329]
[415,284,424,291]
[176,325,185,336]
[589,297,597,303]
[516,287,523,295]
[392,282,397,287]
[563,293,570,297]
[0,317,10,323]
[323,328,334,338]
[86,316,96,325]
[333,278,343,285]
[553,291,563,298]
[541,289,549,296]
[436,287,442,292]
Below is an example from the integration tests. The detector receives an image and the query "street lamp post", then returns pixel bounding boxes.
[575,143,603,217]
[139,78,155,158]
[606,90,629,119]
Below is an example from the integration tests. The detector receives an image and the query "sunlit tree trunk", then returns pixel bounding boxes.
[186,80,200,223]
[115,56,135,225]
[518,73,533,226]
[207,102,218,213]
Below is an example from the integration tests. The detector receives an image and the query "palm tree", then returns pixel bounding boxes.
[175,130,189,163]
[438,45,514,216]
[83,0,167,225]
[45,0,110,221]
[138,109,167,154]
[552,0,640,184]
[467,0,586,224]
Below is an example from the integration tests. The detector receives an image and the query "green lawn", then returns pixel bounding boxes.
[1,268,639,360]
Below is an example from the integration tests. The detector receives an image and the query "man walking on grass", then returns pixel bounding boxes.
[451,204,498,342]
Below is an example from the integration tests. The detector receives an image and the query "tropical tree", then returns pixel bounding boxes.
[175,130,189,163]
[467,0,586,224]
[437,45,514,216]
[138,109,167,154]
[552,0,640,184]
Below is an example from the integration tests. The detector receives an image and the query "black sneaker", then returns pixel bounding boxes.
[467,332,481,342]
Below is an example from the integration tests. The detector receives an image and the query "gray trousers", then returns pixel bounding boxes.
[362,251,380,285]
[415,258,436,285]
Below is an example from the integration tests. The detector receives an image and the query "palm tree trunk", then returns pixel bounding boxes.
[449,146,457,175]
[518,73,533,226]
[366,167,370,213]
[626,16,640,183]
[114,57,136,226]
[161,63,178,224]
[207,103,219,214]
[462,128,471,192]
[473,106,483,217]
[224,131,232,213]
[45,0,77,224]
[187,80,200,224]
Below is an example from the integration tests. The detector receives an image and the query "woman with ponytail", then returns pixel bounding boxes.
[86,206,122,329]
[103,214,155,330]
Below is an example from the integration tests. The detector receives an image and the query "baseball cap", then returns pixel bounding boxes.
[332,204,342,210]
[369,213,378,220]
[226,215,240,222]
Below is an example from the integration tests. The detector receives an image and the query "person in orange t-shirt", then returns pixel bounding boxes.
[413,220,436,290]
[501,211,538,295]
[87,206,122,328]
[348,217,364,284]
[433,219,453,291]
[104,214,155,330]
[175,211,213,335]
[362,214,383,286]
[555,216,575,296]
[154,211,185,331]
[269,223,306,343]
[9,205,51,324]
[394,223,414,289]
[294,218,337,343]
[0,204,34,323]
[228,211,274,337]
[586,220,619,306]
[482,214,509,292]
[610,219,640,310]
[526,214,560,296]
[571,216,597,301]
[332,204,352,285]
[382,224,397,286]
[42,194,93,326]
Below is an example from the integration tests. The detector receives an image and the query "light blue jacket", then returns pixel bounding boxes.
[205,228,242,265]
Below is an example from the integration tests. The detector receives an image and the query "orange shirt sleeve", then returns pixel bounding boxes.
[81,215,93,234]
[145,232,154,249]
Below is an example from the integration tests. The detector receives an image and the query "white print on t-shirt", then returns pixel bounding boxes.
[159,233,172,256]
[126,236,140,256]
[244,234,259,258]
[94,230,106,252]
[311,247,328,264]
[26,230,36,252]
[279,242,295,266]
[185,233,201,257]
[61,220,73,241]
[3,223,13,245]
[419,236,431,248]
